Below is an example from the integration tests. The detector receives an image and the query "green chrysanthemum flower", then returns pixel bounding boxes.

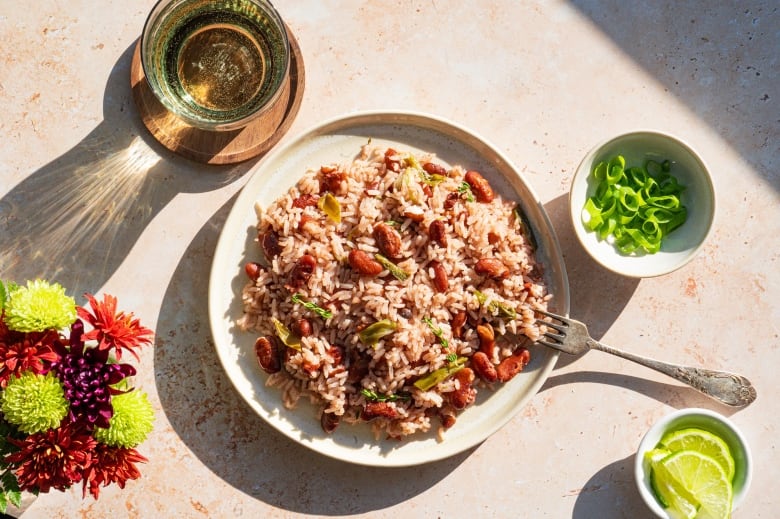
[1,372,69,434]
[4,279,77,333]
[94,390,154,447]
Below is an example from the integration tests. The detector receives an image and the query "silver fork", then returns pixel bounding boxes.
[535,309,757,407]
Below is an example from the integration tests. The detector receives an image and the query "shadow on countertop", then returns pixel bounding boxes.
[0,42,250,299]
[571,453,656,519]
[538,194,748,414]
[569,1,779,192]
[153,196,470,516]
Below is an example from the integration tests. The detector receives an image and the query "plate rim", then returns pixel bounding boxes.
[208,109,571,467]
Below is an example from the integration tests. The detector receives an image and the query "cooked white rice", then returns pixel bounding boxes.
[238,144,551,439]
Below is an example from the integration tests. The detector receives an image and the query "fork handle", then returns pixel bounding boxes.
[587,340,757,407]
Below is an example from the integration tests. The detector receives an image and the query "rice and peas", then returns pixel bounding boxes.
[238,143,551,439]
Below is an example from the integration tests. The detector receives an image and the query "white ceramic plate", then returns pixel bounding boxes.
[208,111,570,467]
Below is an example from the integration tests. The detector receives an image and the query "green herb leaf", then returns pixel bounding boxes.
[361,388,411,402]
[423,317,449,349]
[358,319,397,346]
[457,181,475,202]
[375,254,409,281]
[446,353,458,363]
[291,293,333,319]
[317,192,342,223]
[272,318,301,350]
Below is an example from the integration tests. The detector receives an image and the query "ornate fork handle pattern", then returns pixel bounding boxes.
[589,339,758,407]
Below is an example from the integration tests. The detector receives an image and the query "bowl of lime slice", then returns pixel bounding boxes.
[635,408,752,518]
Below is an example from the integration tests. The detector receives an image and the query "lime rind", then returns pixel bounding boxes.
[659,427,736,482]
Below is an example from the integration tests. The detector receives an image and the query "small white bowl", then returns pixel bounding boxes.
[635,408,753,517]
[570,131,715,277]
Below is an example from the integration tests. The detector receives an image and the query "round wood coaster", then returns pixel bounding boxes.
[130,27,305,165]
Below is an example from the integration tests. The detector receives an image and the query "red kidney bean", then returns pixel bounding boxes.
[474,258,509,279]
[373,222,403,259]
[422,162,447,177]
[451,311,467,339]
[327,345,344,365]
[384,148,402,172]
[448,368,476,409]
[244,262,263,281]
[319,167,347,195]
[254,336,281,374]
[292,193,319,208]
[476,323,496,357]
[260,230,282,260]
[348,249,383,276]
[496,348,531,382]
[471,351,498,382]
[440,411,457,429]
[428,219,447,247]
[292,318,312,338]
[430,260,449,293]
[288,254,316,288]
[321,412,340,433]
[464,170,495,203]
[362,401,399,420]
[444,192,459,210]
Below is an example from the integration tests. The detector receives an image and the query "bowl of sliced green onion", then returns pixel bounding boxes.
[570,130,715,277]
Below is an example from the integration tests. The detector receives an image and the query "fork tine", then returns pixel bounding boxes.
[536,318,567,333]
[541,330,565,342]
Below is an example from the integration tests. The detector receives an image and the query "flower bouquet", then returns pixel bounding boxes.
[0,279,154,512]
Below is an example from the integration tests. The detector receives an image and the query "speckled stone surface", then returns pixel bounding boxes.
[0,1,777,517]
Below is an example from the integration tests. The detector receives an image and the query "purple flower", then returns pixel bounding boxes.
[51,321,136,429]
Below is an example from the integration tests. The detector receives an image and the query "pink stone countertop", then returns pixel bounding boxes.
[0,1,777,518]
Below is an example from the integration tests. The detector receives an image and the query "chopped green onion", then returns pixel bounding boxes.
[375,254,409,281]
[582,155,687,254]
[317,192,342,223]
[291,293,333,319]
[360,388,411,402]
[394,168,424,204]
[420,170,447,187]
[404,153,421,169]
[272,318,301,350]
[457,181,475,202]
[358,319,397,346]
[472,289,517,320]
[513,204,537,251]
[413,357,467,391]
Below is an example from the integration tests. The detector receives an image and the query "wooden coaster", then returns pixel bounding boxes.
[130,27,305,165]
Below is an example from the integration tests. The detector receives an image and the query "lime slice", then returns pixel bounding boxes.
[660,428,736,481]
[657,450,733,519]
[645,448,672,507]
[651,461,700,519]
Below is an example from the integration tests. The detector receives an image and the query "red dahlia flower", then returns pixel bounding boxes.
[0,329,61,387]
[4,423,97,493]
[77,293,153,361]
[82,443,147,499]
